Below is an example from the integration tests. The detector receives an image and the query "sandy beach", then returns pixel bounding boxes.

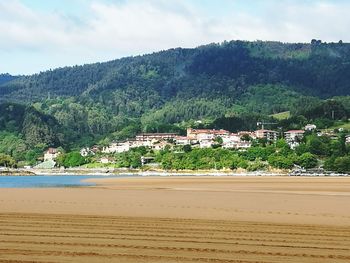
[1,176,350,262]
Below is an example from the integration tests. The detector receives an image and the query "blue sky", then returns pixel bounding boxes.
[1,0,350,75]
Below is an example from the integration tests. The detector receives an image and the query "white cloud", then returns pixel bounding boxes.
[1,0,350,74]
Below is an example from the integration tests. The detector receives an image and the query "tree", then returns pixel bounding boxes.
[0,154,16,168]
[334,156,350,173]
[268,154,294,169]
[58,152,86,168]
[214,136,223,145]
[307,136,329,156]
[241,134,252,141]
[183,144,192,153]
[296,153,318,169]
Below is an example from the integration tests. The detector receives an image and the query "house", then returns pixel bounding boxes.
[255,129,279,141]
[151,141,171,151]
[346,135,350,144]
[222,134,241,144]
[100,157,114,164]
[129,139,153,148]
[222,140,252,150]
[102,141,131,154]
[284,130,305,142]
[44,148,61,161]
[187,128,229,140]
[238,131,256,140]
[237,141,252,149]
[304,124,317,131]
[174,136,191,145]
[80,147,96,157]
[135,133,177,142]
[199,139,213,148]
[288,141,301,150]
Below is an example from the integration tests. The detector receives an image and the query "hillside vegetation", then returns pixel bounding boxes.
[0,40,350,167]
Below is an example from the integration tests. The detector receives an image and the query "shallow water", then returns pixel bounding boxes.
[0,175,109,188]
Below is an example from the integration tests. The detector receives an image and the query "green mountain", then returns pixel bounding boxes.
[0,74,18,85]
[2,40,350,102]
[0,40,350,152]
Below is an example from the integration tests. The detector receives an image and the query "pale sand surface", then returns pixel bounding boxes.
[1,176,350,262]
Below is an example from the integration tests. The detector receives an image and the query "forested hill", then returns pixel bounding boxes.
[1,40,350,103]
[0,74,18,85]
[0,40,350,150]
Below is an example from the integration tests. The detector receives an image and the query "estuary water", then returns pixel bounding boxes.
[0,175,108,188]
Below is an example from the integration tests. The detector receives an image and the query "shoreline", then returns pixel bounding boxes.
[1,167,349,177]
[1,167,289,176]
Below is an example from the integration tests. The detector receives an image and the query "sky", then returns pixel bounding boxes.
[1,0,350,75]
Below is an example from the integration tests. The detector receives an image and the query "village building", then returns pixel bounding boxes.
[222,140,252,149]
[128,139,152,148]
[44,148,61,161]
[284,130,305,142]
[151,141,172,151]
[102,141,131,154]
[221,133,241,144]
[174,136,191,145]
[304,124,317,131]
[99,157,115,164]
[80,147,97,157]
[238,131,256,140]
[346,135,350,144]
[199,139,213,148]
[136,133,177,142]
[255,129,279,141]
[187,128,229,140]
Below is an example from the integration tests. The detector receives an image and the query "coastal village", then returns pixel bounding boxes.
[37,124,350,168]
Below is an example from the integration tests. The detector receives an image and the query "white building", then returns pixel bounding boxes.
[80,147,96,157]
[284,130,305,142]
[100,157,114,164]
[136,133,177,142]
[151,141,171,151]
[236,141,252,149]
[222,141,252,150]
[197,133,215,141]
[222,134,241,144]
[199,140,213,148]
[102,142,131,154]
[346,135,350,144]
[187,128,229,141]
[304,124,317,131]
[174,136,191,145]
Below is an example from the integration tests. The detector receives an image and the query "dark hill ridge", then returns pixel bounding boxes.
[0,73,18,85]
[1,40,350,104]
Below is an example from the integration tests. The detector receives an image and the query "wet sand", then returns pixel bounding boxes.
[1,176,350,262]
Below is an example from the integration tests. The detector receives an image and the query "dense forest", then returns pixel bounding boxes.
[0,74,18,85]
[0,40,350,167]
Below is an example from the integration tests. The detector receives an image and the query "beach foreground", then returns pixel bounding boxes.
[1,176,350,262]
